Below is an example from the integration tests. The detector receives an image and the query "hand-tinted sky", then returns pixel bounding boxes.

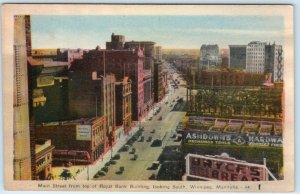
[31,15,284,49]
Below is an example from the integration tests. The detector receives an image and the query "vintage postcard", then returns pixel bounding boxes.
[2,4,294,192]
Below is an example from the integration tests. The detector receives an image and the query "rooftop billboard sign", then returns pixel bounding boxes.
[185,153,269,181]
[183,130,282,147]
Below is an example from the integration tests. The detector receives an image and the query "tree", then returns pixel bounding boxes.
[59,169,76,180]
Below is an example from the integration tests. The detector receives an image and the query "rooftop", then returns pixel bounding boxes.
[39,117,104,127]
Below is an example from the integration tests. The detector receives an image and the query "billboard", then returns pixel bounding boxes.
[76,125,91,141]
[185,154,267,181]
[183,130,282,147]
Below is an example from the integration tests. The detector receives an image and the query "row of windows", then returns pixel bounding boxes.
[247,56,265,60]
[247,48,265,51]
[36,154,51,168]
[247,53,264,56]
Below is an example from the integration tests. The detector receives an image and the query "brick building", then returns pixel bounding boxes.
[124,41,155,70]
[106,34,156,118]
[13,15,33,180]
[115,77,132,134]
[70,48,146,121]
[35,117,107,165]
[106,33,125,50]
[57,48,89,64]
[124,41,155,115]
[68,70,116,144]
[162,70,168,97]
[154,46,162,61]
[35,139,55,180]
[29,63,69,124]
[153,61,165,102]
[220,48,229,68]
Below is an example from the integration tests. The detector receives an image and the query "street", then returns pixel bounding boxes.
[94,65,187,180]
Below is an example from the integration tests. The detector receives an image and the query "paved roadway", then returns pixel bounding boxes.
[94,65,187,180]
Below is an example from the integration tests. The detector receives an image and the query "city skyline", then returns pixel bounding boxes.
[5,3,293,190]
[31,15,284,49]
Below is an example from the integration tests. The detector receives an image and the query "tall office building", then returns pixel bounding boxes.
[246,41,267,74]
[106,33,125,50]
[199,44,221,68]
[154,46,162,61]
[13,15,32,180]
[245,41,284,82]
[265,43,284,82]
[229,45,247,69]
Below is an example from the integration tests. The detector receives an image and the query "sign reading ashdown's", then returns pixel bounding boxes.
[183,130,282,147]
[185,154,267,181]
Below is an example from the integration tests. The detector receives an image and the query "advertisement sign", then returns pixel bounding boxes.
[186,154,266,181]
[37,76,55,87]
[183,130,282,147]
[76,125,91,141]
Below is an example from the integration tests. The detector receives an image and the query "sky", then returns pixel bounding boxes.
[31,15,284,49]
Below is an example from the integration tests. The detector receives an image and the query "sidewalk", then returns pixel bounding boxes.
[74,107,155,180]
[72,125,139,180]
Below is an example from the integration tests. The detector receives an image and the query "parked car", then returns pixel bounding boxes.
[94,170,106,178]
[147,136,152,142]
[132,154,138,160]
[113,154,121,160]
[151,139,162,147]
[102,166,109,173]
[120,145,130,152]
[140,136,144,142]
[131,147,136,154]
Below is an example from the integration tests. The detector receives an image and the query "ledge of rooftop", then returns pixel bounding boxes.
[38,117,103,126]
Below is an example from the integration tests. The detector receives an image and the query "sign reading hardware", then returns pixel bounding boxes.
[186,154,266,181]
[183,131,282,147]
[76,125,91,141]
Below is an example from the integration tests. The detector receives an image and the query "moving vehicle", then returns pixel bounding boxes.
[151,139,162,147]
[150,161,160,170]
[177,98,183,103]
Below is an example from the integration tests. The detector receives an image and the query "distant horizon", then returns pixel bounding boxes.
[31,15,284,49]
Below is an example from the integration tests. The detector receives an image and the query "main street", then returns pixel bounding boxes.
[94,64,187,180]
